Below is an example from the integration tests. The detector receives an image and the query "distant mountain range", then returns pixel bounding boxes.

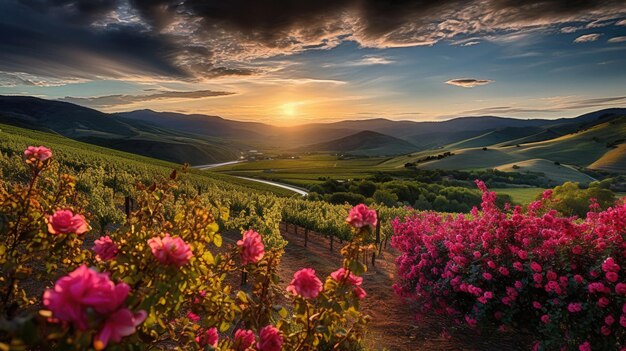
[1,95,625,167]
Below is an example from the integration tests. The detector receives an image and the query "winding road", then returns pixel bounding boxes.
[192,161,309,196]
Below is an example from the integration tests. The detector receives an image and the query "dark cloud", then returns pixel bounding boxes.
[445,78,494,88]
[2,0,626,82]
[59,90,236,108]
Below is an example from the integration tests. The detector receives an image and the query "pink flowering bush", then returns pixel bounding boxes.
[1,145,371,350]
[392,180,626,350]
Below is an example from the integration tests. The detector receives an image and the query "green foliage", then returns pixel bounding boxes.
[542,181,615,217]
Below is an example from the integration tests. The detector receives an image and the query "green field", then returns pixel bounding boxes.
[212,154,394,186]
[493,187,545,205]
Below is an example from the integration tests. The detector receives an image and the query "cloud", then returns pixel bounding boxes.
[323,55,395,67]
[59,90,235,108]
[461,41,480,46]
[608,36,626,43]
[560,26,580,33]
[617,19,626,26]
[445,78,494,88]
[574,33,602,43]
[2,0,626,82]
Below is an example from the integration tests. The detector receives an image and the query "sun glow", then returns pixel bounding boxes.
[280,102,298,117]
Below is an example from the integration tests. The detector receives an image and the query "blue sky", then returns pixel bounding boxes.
[1,0,626,125]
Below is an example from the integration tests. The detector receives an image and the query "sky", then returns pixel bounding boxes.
[1,0,626,125]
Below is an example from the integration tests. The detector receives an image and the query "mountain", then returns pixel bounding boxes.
[297,130,418,156]
[0,96,241,164]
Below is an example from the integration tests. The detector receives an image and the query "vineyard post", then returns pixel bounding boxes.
[294,224,298,236]
[241,268,248,286]
[304,228,308,247]
[124,196,131,219]
[330,235,333,252]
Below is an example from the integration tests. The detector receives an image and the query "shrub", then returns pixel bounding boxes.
[1,146,372,350]
[392,180,626,350]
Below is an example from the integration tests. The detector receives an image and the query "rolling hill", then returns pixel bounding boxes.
[0,96,241,164]
[297,130,418,156]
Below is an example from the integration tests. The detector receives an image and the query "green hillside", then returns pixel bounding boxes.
[0,123,295,197]
[495,159,594,184]
[297,130,418,156]
[0,96,241,165]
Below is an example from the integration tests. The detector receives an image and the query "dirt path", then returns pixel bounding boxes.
[224,224,532,351]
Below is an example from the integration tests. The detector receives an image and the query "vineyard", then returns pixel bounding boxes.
[2,124,626,350]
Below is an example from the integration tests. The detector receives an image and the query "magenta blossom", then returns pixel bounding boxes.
[48,209,89,235]
[330,267,367,299]
[24,145,52,162]
[43,265,145,349]
[92,236,118,261]
[94,308,146,350]
[286,268,323,299]
[346,204,377,229]
[257,325,283,351]
[237,229,265,265]
[148,233,193,267]
[195,327,219,348]
[234,329,256,351]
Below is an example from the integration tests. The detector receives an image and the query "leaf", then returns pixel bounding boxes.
[213,234,222,247]
[202,251,215,265]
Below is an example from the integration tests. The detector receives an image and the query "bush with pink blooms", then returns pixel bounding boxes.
[392,180,626,350]
[1,145,371,350]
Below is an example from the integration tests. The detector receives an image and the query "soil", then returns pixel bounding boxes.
[224,224,533,351]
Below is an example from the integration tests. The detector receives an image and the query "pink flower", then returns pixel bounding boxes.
[567,303,582,313]
[148,233,193,267]
[94,308,147,350]
[530,262,542,273]
[601,325,611,336]
[286,268,323,299]
[533,301,542,309]
[621,315,626,328]
[48,210,89,235]
[616,283,626,295]
[43,265,145,350]
[541,314,550,324]
[43,265,129,329]
[92,236,118,261]
[237,229,265,265]
[187,311,200,322]
[330,268,367,299]
[257,325,283,351]
[24,145,52,162]
[598,297,610,308]
[579,342,591,351]
[234,329,256,351]
[482,272,493,281]
[605,315,615,326]
[346,204,377,229]
[606,272,619,282]
[196,327,219,348]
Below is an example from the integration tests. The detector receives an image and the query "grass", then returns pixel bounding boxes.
[494,187,545,205]
[212,154,394,186]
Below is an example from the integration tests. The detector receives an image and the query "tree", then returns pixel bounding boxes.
[372,190,398,207]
